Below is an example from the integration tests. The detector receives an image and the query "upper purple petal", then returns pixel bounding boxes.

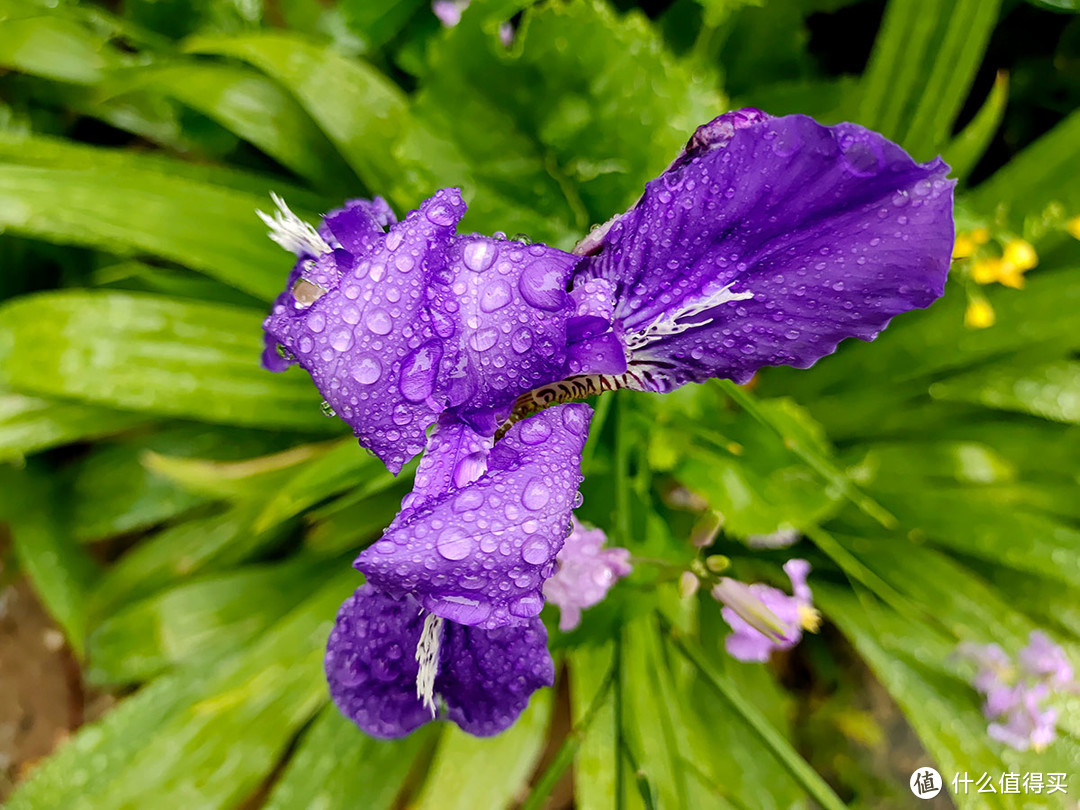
[573,111,955,390]
[437,618,554,736]
[434,236,579,434]
[263,189,466,474]
[325,585,431,739]
[356,403,591,629]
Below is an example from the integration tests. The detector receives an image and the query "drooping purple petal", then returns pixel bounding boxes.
[572,111,955,391]
[357,403,591,629]
[543,517,631,631]
[433,237,578,435]
[263,189,466,474]
[326,585,554,739]
[325,585,431,739]
[438,618,554,736]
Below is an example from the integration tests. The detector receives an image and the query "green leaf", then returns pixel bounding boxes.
[0,390,151,462]
[86,556,332,684]
[254,438,390,532]
[339,0,428,52]
[7,570,355,810]
[265,707,433,810]
[901,0,1002,160]
[568,643,620,810]
[401,0,722,246]
[0,129,322,203]
[929,358,1080,424]
[185,31,409,195]
[0,291,337,431]
[0,464,99,654]
[143,442,335,500]
[0,11,128,84]
[0,161,298,300]
[90,501,291,614]
[665,616,847,810]
[412,689,553,810]
[943,71,1009,182]
[111,61,355,192]
[971,108,1080,219]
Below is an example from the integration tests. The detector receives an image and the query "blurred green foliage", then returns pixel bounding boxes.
[0,0,1078,808]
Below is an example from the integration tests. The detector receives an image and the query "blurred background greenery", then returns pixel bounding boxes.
[0,0,1078,808]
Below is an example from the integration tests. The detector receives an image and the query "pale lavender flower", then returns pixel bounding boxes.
[432,0,467,28]
[543,517,631,631]
[713,559,819,662]
[959,630,1076,752]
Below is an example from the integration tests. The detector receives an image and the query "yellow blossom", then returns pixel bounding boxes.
[1067,216,1080,241]
[1003,238,1038,271]
[965,299,995,329]
[954,234,977,259]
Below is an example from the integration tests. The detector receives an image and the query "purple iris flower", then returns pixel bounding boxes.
[325,403,587,737]
[543,517,632,631]
[260,189,578,473]
[959,630,1076,751]
[713,559,819,662]
[562,109,955,393]
[260,108,957,738]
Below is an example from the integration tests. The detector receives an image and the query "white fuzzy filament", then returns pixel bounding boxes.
[256,192,331,257]
[625,281,754,351]
[415,612,444,717]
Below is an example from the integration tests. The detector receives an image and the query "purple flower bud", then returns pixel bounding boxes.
[542,517,631,631]
[432,0,467,28]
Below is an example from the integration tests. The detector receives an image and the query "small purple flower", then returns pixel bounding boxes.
[260,189,578,473]
[713,559,818,662]
[357,403,591,629]
[432,0,467,28]
[1018,630,1074,687]
[326,584,553,738]
[959,630,1076,752]
[542,517,631,631]
[565,110,955,393]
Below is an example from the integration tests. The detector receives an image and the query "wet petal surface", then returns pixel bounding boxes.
[357,404,591,629]
[574,112,955,390]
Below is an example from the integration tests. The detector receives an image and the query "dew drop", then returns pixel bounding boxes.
[463,239,498,273]
[351,355,381,385]
[365,308,393,335]
[480,279,513,312]
[436,528,472,560]
[521,478,551,510]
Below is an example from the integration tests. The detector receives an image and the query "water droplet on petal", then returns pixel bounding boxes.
[521,538,550,565]
[518,417,552,445]
[365,308,393,335]
[399,341,443,403]
[351,355,381,384]
[521,478,551,510]
[480,279,513,312]
[463,239,498,272]
[519,258,569,311]
[436,528,472,560]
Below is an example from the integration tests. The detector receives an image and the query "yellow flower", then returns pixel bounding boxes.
[970,239,1038,288]
[965,299,995,329]
[1003,238,1038,271]
[952,228,990,260]
[1067,216,1080,241]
